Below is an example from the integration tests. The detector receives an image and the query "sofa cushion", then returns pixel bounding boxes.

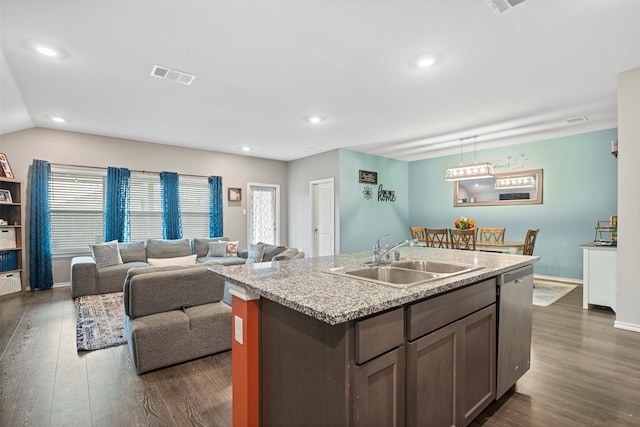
[207,241,228,257]
[90,240,123,269]
[98,262,148,294]
[147,254,197,266]
[124,264,224,318]
[119,241,147,263]
[146,238,191,259]
[258,242,287,261]
[193,237,229,258]
[246,243,266,264]
[197,256,246,266]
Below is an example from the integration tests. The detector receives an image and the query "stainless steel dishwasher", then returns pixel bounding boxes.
[496,265,534,398]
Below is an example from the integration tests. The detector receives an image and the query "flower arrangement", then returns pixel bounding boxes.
[454,216,475,230]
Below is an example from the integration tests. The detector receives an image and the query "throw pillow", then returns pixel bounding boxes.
[119,241,146,263]
[147,254,197,266]
[193,237,230,258]
[246,243,266,264]
[273,248,299,261]
[226,241,239,257]
[207,241,228,257]
[90,240,123,269]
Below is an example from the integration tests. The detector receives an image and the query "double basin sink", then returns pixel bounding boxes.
[326,259,483,289]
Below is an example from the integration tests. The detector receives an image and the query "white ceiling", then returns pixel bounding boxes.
[1,0,639,162]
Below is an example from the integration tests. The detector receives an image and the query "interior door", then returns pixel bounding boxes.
[311,178,335,257]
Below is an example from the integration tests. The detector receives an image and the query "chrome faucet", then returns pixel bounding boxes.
[372,236,418,265]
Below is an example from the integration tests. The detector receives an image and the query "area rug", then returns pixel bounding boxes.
[533,281,578,307]
[75,292,126,351]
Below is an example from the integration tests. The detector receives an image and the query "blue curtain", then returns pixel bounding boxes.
[104,167,131,242]
[208,176,223,237]
[161,171,182,239]
[29,160,53,290]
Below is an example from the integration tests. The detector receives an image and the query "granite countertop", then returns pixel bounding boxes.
[208,247,539,325]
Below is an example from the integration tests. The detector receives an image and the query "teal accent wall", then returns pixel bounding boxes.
[339,150,409,254]
[408,128,618,279]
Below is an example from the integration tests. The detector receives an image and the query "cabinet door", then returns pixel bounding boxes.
[353,346,405,427]
[407,322,461,427]
[461,305,496,426]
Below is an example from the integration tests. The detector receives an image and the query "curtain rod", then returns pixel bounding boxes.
[48,162,212,180]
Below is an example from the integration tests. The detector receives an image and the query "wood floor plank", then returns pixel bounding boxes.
[2,285,640,426]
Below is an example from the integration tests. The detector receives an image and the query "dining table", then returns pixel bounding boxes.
[475,241,524,254]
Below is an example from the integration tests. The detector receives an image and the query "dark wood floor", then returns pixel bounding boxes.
[2,285,639,426]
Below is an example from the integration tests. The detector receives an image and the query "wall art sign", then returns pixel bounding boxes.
[363,186,373,200]
[359,170,378,185]
[377,184,396,202]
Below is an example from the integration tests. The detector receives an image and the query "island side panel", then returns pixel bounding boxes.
[260,298,353,426]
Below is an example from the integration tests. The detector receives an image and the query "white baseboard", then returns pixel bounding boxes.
[614,321,640,333]
[26,282,70,291]
[53,282,71,288]
[534,274,583,285]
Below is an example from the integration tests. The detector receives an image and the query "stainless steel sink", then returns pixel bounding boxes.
[344,266,438,286]
[325,260,483,289]
[390,260,479,274]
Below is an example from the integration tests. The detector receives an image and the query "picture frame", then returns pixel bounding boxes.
[0,189,12,204]
[228,187,242,201]
[0,154,13,179]
[359,169,378,185]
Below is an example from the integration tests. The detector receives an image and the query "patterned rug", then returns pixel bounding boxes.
[533,281,578,307]
[75,292,126,351]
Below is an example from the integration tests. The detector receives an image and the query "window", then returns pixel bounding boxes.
[49,168,213,254]
[130,173,163,241]
[247,183,280,245]
[179,176,210,239]
[50,170,105,255]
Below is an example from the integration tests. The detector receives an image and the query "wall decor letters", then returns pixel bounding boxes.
[377,184,396,202]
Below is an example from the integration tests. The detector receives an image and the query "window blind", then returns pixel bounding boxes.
[49,171,105,255]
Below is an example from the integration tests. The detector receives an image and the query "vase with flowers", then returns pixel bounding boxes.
[454,216,475,230]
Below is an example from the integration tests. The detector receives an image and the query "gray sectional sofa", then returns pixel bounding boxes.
[123,264,232,374]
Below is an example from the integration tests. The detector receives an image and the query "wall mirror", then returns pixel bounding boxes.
[454,169,543,207]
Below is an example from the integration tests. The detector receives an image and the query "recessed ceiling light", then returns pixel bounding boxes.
[415,55,436,68]
[50,116,66,123]
[36,46,58,57]
[308,115,325,124]
[241,146,251,152]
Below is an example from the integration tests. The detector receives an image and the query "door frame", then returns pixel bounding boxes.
[247,182,281,245]
[310,178,335,257]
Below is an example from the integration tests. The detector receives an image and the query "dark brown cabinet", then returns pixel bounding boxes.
[259,278,497,427]
[353,345,405,427]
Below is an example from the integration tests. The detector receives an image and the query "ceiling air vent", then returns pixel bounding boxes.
[566,116,589,124]
[486,0,526,14]
[150,65,196,85]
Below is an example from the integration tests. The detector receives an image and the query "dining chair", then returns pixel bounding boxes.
[425,228,449,248]
[409,227,427,244]
[479,227,505,243]
[449,228,476,251]
[522,229,539,255]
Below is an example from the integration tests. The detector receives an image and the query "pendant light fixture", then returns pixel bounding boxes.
[444,136,494,181]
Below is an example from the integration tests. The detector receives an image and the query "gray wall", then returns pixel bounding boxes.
[287,149,340,256]
[616,68,640,332]
[1,127,288,286]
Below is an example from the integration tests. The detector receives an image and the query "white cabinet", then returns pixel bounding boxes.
[582,244,617,312]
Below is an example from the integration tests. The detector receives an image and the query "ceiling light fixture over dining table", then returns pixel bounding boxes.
[444,135,495,181]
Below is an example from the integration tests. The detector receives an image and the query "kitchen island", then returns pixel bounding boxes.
[209,246,538,427]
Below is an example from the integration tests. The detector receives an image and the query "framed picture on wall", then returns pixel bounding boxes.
[228,187,242,201]
[359,170,377,185]
[0,154,13,179]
